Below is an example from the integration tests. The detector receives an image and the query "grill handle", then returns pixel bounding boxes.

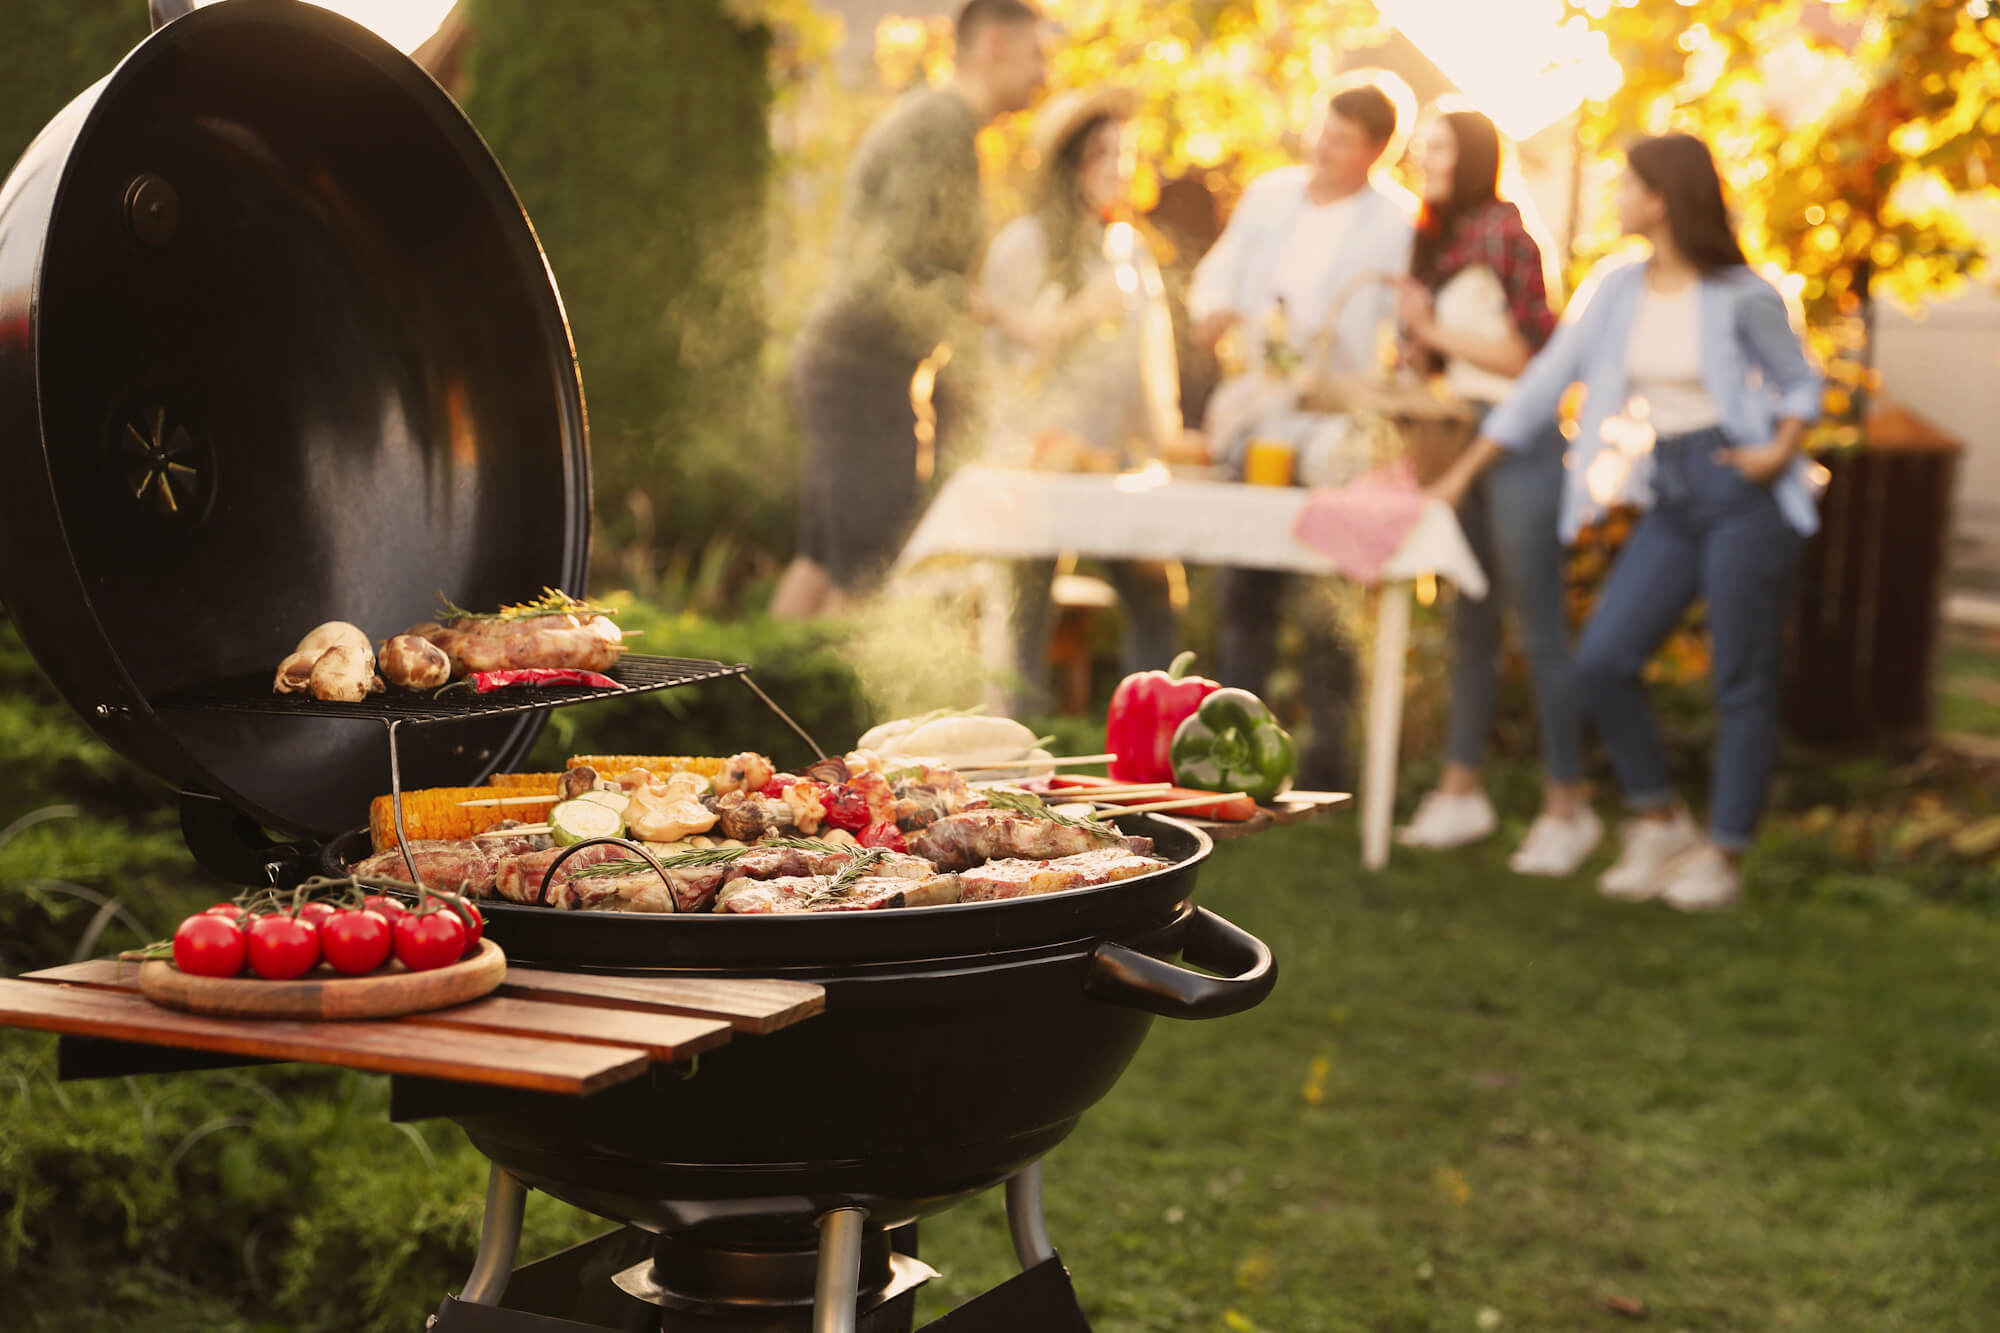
[1083,906,1275,1019]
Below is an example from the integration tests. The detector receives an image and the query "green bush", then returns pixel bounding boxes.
[457,0,787,583]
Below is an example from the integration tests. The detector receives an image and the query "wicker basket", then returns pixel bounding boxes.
[1295,373,1479,485]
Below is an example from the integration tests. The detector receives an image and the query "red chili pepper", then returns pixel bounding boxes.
[1105,651,1221,784]
[856,821,907,852]
[822,784,872,832]
[467,668,621,693]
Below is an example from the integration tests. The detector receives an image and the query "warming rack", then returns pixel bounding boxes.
[151,654,825,888]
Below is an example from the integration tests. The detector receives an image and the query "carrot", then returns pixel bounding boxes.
[1048,774,1259,821]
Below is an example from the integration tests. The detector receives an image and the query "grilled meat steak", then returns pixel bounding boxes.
[957,847,1168,902]
[714,875,912,915]
[411,611,622,676]
[353,840,498,895]
[908,809,1149,872]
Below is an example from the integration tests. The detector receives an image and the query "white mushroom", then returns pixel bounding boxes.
[307,645,385,702]
[292,620,372,661]
[378,633,451,690]
[273,650,318,694]
[625,785,719,843]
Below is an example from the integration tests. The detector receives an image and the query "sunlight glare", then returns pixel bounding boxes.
[186,0,458,54]
[1374,0,1623,140]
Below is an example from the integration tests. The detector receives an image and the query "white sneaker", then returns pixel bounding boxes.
[1395,790,1498,850]
[1508,808,1605,877]
[1597,811,1703,901]
[1658,843,1742,912]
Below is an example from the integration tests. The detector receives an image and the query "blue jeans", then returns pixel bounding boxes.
[1573,427,1805,850]
[1446,423,1584,783]
[1011,559,1178,716]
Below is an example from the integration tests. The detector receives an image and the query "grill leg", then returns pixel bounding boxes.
[1005,1161,1055,1269]
[813,1205,868,1333]
[459,1166,528,1306]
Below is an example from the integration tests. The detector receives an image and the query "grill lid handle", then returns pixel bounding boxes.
[1083,906,1276,1020]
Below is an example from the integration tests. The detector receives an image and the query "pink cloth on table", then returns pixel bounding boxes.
[1289,461,1428,583]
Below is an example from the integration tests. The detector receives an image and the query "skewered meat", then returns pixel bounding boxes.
[908,810,1147,872]
[782,781,827,835]
[709,790,794,842]
[413,611,622,676]
[711,752,776,797]
[958,847,1167,902]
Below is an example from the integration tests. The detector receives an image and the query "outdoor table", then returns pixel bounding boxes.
[897,464,1489,869]
[0,959,824,1092]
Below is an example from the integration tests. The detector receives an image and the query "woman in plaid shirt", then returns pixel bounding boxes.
[1392,110,1602,877]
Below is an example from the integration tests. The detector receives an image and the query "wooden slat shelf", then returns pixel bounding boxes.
[8,956,825,1095]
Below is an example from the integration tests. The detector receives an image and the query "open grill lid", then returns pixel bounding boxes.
[0,0,592,841]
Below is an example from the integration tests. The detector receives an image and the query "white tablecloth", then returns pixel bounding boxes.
[897,466,1491,869]
[897,466,1488,598]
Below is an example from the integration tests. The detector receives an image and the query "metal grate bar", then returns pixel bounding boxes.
[151,654,749,726]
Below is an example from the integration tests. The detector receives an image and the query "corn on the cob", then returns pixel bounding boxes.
[487,772,564,791]
[564,755,727,779]
[368,787,558,851]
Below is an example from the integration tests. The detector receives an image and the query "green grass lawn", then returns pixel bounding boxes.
[913,816,2000,1332]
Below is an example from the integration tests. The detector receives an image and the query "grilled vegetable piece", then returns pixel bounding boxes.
[273,620,376,695]
[368,787,556,850]
[308,644,385,701]
[379,633,452,689]
[1168,687,1297,804]
[549,798,626,847]
[564,755,727,781]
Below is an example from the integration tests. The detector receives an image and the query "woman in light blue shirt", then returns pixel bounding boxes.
[1427,133,1822,912]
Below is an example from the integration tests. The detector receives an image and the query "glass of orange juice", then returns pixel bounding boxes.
[1243,437,1296,486]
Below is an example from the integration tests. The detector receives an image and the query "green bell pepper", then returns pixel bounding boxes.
[1168,688,1297,805]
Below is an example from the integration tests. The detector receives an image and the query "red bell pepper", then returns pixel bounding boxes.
[462,668,621,692]
[1105,651,1221,784]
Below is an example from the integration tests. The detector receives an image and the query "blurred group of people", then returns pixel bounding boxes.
[774,0,1822,911]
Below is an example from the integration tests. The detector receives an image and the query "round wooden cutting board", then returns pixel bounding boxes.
[138,939,506,1020]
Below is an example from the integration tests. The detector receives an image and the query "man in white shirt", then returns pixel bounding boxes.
[1188,83,1415,788]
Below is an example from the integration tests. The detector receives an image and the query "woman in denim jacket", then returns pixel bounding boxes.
[1426,133,1823,911]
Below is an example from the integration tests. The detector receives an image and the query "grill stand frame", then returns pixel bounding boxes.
[432,1160,1087,1331]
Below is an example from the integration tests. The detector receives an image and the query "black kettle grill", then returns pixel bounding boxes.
[0,4,1281,1330]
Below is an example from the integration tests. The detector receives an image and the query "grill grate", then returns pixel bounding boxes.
[152,654,749,726]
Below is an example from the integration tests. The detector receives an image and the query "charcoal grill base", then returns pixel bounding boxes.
[427,1226,932,1332]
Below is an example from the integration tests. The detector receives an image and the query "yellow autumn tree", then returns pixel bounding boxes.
[1571,0,2000,425]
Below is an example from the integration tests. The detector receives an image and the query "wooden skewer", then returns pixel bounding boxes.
[477,823,550,836]
[1103,791,1248,816]
[1062,784,1174,801]
[456,793,562,808]
[962,753,1117,771]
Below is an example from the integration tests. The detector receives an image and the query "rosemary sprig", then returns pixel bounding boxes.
[435,586,618,624]
[798,846,893,907]
[565,836,854,881]
[980,786,1115,833]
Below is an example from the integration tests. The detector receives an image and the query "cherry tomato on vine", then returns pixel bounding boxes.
[202,902,246,918]
[245,913,319,980]
[362,894,411,922]
[441,898,484,954]
[296,901,338,930]
[172,913,246,977]
[319,908,393,975]
[393,909,467,972]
